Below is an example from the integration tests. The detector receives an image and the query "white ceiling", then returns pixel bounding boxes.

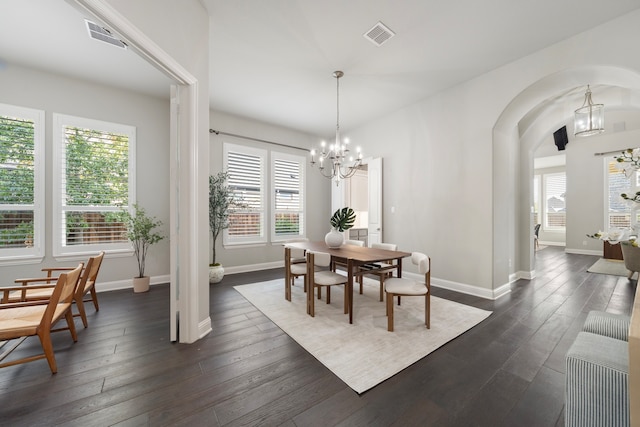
[2,0,640,137]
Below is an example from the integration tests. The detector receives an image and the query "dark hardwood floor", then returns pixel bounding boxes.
[0,246,635,426]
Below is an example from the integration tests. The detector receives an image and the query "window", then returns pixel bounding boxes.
[543,173,566,230]
[222,142,307,246]
[271,152,305,242]
[53,114,135,257]
[0,103,44,264]
[223,143,266,245]
[607,158,637,229]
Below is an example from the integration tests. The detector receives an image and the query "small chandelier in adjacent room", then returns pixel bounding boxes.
[310,71,363,185]
[574,85,604,137]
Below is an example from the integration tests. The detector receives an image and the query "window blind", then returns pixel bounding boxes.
[544,173,566,229]
[273,156,303,237]
[60,125,130,246]
[226,148,265,241]
[53,113,135,256]
[607,159,635,228]
[0,107,42,255]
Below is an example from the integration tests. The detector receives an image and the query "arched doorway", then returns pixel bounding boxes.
[492,66,640,289]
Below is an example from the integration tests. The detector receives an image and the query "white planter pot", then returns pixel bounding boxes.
[133,276,150,293]
[209,264,225,283]
[325,228,344,248]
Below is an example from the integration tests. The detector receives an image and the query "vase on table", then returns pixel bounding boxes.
[325,228,344,248]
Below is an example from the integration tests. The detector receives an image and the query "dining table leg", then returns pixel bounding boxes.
[347,258,354,323]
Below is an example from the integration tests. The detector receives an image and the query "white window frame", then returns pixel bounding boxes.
[542,172,566,231]
[223,142,267,246]
[52,113,136,259]
[605,156,638,230]
[0,103,45,265]
[271,151,306,242]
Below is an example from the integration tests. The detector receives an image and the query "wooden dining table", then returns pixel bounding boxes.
[286,241,411,324]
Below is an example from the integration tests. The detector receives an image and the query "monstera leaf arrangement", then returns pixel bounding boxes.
[330,207,356,232]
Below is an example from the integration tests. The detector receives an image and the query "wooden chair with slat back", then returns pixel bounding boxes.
[10,251,105,328]
[0,263,83,373]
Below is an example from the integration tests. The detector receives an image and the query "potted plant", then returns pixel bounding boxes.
[209,171,236,283]
[121,203,165,292]
[325,207,356,248]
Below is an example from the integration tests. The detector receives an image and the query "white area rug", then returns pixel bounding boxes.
[587,258,628,277]
[234,278,492,394]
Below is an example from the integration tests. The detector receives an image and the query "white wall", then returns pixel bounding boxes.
[346,10,640,298]
[0,64,170,285]
[209,110,331,272]
[104,0,211,341]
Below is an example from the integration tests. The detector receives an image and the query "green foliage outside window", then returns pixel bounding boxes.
[0,115,35,248]
[64,127,128,206]
[62,126,129,245]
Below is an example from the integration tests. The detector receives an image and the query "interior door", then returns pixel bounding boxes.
[331,157,383,245]
[367,157,382,245]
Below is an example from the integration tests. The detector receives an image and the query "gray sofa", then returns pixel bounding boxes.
[566,310,631,427]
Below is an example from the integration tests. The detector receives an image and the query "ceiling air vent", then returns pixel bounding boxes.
[85,20,127,50]
[363,21,395,47]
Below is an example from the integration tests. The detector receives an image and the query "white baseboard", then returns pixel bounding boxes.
[515,269,536,280]
[223,261,283,275]
[539,241,565,247]
[565,248,601,256]
[402,271,510,300]
[95,265,514,301]
[95,274,170,293]
[199,317,212,340]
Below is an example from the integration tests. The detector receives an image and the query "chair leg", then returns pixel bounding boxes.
[285,271,291,301]
[309,285,315,317]
[65,310,78,342]
[90,287,99,311]
[387,293,394,332]
[425,294,430,329]
[344,285,348,314]
[75,295,89,328]
[326,286,331,304]
[37,330,57,374]
[379,275,384,302]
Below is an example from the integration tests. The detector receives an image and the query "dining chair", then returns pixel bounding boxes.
[0,263,83,373]
[384,252,430,332]
[361,242,398,301]
[10,251,105,328]
[306,251,349,317]
[284,246,309,301]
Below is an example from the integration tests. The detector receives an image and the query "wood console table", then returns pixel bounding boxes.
[604,241,623,260]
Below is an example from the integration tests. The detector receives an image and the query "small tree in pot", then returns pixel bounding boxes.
[121,203,165,292]
[209,171,236,283]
